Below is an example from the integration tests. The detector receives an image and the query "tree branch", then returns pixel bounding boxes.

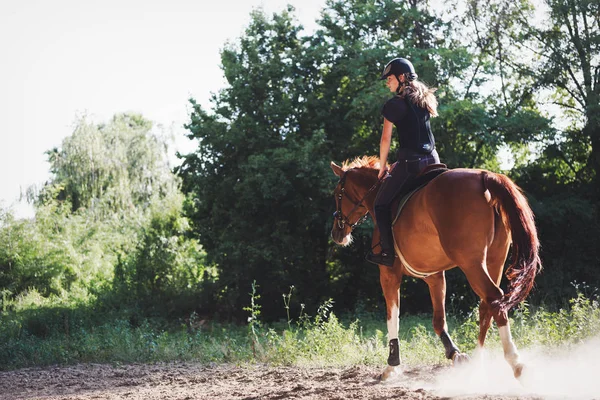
[465,56,483,99]
[561,82,587,110]
[496,32,509,108]
[563,65,587,109]
[549,101,585,113]
[556,146,582,183]
[562,1,590,101]
[581,0,592,56]
[506,88,533,119]
[569,0,593,93]
[464,6,491,98]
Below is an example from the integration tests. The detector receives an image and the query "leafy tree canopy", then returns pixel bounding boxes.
[178,0,560,319]
[43,113,178,215]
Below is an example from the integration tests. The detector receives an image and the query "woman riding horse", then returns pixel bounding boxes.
[330,57,541,382]
[367,57,440,267]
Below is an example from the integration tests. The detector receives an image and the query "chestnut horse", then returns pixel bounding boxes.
[330,156,540,381]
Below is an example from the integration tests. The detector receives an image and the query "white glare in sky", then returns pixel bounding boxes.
[0,0,325,218]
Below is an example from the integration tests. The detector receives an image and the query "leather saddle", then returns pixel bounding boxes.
[391,163,448,224]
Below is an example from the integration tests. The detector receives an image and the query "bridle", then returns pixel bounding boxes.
[333,170,382,231]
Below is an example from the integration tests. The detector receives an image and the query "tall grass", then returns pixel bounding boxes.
[0,288,598,371]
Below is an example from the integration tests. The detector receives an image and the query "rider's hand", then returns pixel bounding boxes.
[378,166,389,180]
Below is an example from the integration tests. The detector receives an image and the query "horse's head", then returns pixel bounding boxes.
[330,160,379,246]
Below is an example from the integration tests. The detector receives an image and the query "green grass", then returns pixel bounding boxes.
[0,316,255,370]
[0,294,598,371]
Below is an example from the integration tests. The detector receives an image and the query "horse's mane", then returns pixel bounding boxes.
[341,156,383,171]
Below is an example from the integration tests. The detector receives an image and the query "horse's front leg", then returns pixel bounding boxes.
[424,271,469,364]
[379,262,403,382]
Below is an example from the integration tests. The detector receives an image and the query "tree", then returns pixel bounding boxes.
[178,0,591,320]
[0,113,202,312]
[518,0,599,197]
[0,206,77,301]
[495,0,600,304]
[178,8,333,319]
[44,113,178,215]
[432,0,556,170]
[110,190,209,317]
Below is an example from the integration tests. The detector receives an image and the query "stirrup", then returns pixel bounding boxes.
[365,251,395,267]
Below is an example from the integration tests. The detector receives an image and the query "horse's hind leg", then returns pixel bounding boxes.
[478,248,510,349]
[479,213,511,350]
[475,300,494,366]
[463,263,523,378]
[424,272,468,364]
[379,265,402,382]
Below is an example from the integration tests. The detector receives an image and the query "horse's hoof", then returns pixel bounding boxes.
[452,352,470,366]
[514,363,525,379]
[515,362,535,388]
[380,365,402,382]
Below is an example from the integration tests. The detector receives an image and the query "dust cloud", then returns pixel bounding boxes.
[422,336,600,399]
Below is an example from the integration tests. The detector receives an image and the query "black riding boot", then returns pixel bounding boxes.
[366,205,396,267]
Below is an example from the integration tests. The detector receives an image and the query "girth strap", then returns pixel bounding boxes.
[391,187,434,279]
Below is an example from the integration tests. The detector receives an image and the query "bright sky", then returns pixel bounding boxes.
[0,0,325,218]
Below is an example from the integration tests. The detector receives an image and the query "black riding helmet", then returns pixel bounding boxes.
[380,58,418,82]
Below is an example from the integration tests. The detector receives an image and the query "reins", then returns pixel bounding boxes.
[333,170,383,230]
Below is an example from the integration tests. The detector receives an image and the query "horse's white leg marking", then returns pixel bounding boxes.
[499,324,520,368]
[387,304,399,341]
[381,301,401,382]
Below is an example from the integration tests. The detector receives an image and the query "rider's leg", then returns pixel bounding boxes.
[367,205,395,266]
[367,162,411,267]
[367,150,439,267]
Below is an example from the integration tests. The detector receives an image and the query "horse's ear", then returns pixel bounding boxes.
[331,162,343,177]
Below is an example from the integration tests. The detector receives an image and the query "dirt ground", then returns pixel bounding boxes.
[0,362,541,400]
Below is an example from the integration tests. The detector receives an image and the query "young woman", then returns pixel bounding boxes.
[366,57,441,267]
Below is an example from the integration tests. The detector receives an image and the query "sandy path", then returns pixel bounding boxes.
[0,362,538,400]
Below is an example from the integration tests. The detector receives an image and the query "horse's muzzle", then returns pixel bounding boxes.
[331,226,350,246]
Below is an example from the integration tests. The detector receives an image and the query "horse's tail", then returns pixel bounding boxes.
[482,171,541,313]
